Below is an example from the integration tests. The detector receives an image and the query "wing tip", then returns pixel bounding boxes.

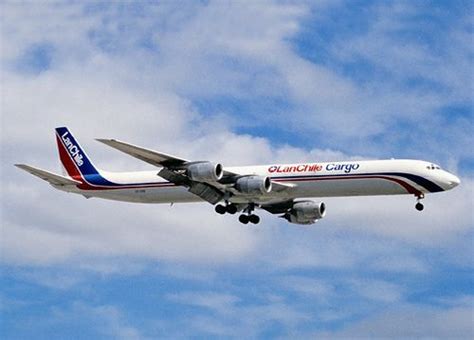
[96,138,117,144]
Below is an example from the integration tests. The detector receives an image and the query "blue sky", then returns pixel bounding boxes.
[1,1,473,338]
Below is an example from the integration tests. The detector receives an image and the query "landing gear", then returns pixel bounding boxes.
[249,214,260,224]
[238,203,260,224]
[226,204,238,215]
[239,214,249,224]
[415,194,425,211]
[238,214,260,224]
[215,203,238,215]
[215,204,227,214]
[216,202,261,224]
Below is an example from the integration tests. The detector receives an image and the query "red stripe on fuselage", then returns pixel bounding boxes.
[80,183,176,190]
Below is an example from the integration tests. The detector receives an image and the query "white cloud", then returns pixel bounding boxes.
[51,302,143,340]
[167,291,238,314]
[346,278,403,303]
[165,290,309,337]
[1,189,261,266]
[279,276,334,299]
[331,2,474,101]
[315,300,474,338]
[1,3,95,62]
[326,178,474,243]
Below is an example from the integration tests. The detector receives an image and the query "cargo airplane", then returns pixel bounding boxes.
[15,127,460,225]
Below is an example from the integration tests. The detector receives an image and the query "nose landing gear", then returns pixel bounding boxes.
[415,202,424,211]
[415,194,425,211]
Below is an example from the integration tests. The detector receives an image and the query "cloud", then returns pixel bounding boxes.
[167,292,238,314]
[326,178,474,243]
[315,300,474,338]
[165,290,309,337]
[279,276,334,299]
[346,278,403,303]
[50,302,143,340]
[1,192,261,266]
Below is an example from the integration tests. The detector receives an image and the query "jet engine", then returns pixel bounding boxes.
[235,176,272,195]
[283,201,326,225]
[186,162,224,182]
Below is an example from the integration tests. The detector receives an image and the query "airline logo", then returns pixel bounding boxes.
[326,163,360,173]
[61,131,84,166]
[268,164,323,173]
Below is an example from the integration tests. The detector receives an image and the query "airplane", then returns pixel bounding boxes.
[15,127,460,225]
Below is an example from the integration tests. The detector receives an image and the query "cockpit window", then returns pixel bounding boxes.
[426,164,441,170]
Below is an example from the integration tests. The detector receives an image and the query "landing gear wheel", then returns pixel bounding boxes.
[215,204,227,215]
[226,204,238,215]
[249,215,260,224]
[239,214,249,224]
[415,202,424,211]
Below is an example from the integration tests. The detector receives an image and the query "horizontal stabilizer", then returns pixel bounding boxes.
[96,139,188,168]
[15,164,81,186]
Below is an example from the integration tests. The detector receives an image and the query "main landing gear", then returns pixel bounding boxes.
[415,194,425,211]
[239,213,260,225]
[215,202,260,224]
[238,203,260,225]
[215,203,238,215]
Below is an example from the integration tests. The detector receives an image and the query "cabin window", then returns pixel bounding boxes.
[426,164,441,170]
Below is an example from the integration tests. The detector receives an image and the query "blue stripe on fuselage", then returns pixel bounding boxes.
[271,172,444,193]
[82,174,160,187]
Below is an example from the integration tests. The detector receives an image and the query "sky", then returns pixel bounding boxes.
[1,0,473,338]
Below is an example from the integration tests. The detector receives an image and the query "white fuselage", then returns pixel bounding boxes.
[57,159,460,204]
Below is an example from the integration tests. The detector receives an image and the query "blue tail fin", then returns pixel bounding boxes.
[55,127,100,177]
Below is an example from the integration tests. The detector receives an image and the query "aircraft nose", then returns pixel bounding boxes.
[446,173,461,188]
[450,175,461,187]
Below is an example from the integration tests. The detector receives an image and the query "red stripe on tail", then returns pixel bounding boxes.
[56,135,83,182]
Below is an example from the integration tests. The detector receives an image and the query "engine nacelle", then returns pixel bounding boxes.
[284,201,326,225]
[186,162,223,182]
[235,176,272,195]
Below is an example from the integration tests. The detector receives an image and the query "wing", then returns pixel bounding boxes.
[96,138,294,204]
[95,139,188,168]
[15,164,81,186]
[96,138,239,178]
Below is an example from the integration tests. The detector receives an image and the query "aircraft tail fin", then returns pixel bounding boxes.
[55,127,100,178]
